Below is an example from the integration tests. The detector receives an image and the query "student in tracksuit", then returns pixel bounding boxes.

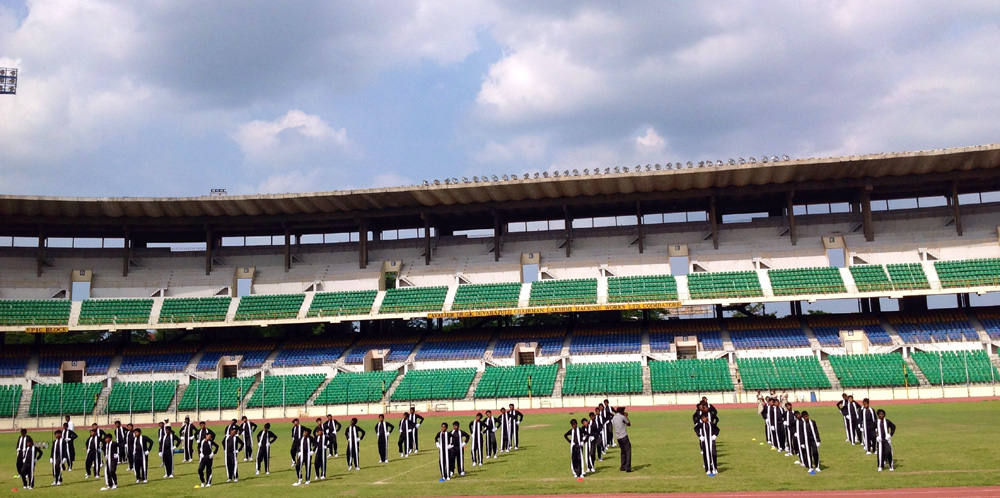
[345,418,365,470]
[498,407,509,452]
[694,414,719,476]
[113,421,128,465]
[580,418,595,473]
[290,419,303,466]
[323,415,341,458]
[132,428,153,483]
[799,411,821,474]
[860,399,877,455]
[788,410,802,465]
[197,432,218,488]
[293,428,314,486]
[468,413,485,467]
[179,417,196,463]
[448,421,469,477]
[564,419,587,479]
[595,404,609,454]
[587,412,604,463]
[768,398,786,452]
[50,430,66,486]
[255,423,277,475]
[374,414,394,463]
[195,422,215,453]
[16,429,30,480]
[99,434,119,490]
[84,428,103,479]
[221,428,243,482]
[61,423,78,471]
[602,400,616,448]
[506,404,523,450]
[407,407,424,453]
[240,416,257,461]
[156,422,166,469]
[312,420,328,479]
[19,435,43,490]
[397,414,411,457]
[160,426,180,478]
[434,423,451,481]
[783,402,796,456]
[124,424,137,472]
[484,410,499,459]
[846,395,862,445]
[875,409,896,472]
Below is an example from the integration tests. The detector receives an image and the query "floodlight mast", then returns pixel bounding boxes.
[0,68,17,95]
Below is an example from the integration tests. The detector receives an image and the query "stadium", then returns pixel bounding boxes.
[2,144,1000,496]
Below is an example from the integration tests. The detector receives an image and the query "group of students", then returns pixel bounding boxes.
[432,403,525,481]
[692,397,720,476]
[563,399,621,479]
[758,393,822,474]
[836,394,898,472]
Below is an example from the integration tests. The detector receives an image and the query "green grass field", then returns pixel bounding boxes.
[4,401,999,497]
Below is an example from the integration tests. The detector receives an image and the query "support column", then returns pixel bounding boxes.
[951,182,963,236]
[35,227,44,277]
[122,227,130,277]
[358,219,368,269]
[787,191,797,246]
[860,187,875,242]
[204,226,213,275]
[423,214,432,266]
[564,205,572,258]
[492,211,502,262]
[709,194,719,250]
[283,228,291,272]
[636,201,644,254]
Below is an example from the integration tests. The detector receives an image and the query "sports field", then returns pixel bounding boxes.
[4,401,999,497]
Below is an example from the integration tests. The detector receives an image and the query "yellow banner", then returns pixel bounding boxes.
[428,301,681,319]
[25,326,69,333]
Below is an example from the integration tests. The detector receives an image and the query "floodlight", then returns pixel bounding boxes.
[728,159,736,165]
[422,180,429,186]
[739,157,746,164]
[583,169,590,174]
[452,178,458,184]
[686,161,693,167]
[613,167,619,173]
[524,173,530,179]
[445,179,452,185]
[782,155,790,160]
[771,155,779,162]
[472,176,479,182]
[433,180,441,185]
[761,156,769,163]
[462,177,468,183]
[490,175,497,181]
[572,169,579,176]
[542,172,549,178]
[534,173,540,178]
[749,157,756,164]
[553,171,560,177]
[0,68,17,95]
[501,174,508,180]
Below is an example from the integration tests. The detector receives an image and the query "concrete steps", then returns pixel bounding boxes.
[551,366,566,397]
[641,365,651,395]
[307,376,333,407]
[905,357,931,386]
[819,360,841,390]
[464,368,485,400]
[382,370,406,404]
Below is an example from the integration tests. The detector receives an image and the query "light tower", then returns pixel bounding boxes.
[0,67,17,94]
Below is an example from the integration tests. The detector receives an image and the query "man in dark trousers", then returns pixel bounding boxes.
[484,409,498,459]
[18,435,43,490]
[312,419,328,479]
[84,427,103,479]
[113,420,128,464]
[506,403,524,450]
[580,417,595,473]
[860,398,877,455]
[374,414,394,464]
[240,416,257,461]
[694,413,719,476]
[468,413,485,467]
[448,421,469,477]
[799,411,821,474]
[160,425,180,478]
[498,407,509,452]
[293,427,314,486]
[156,421,166,469]
[124,423,137,472]
[782,402,796,456]
[788,410,802,466]
[564,419,587,479]
[603,399,617,448]
[221,427,243,483]
[434,423,451,481]
[255,422,277,475]
[875,409,896,472]
[323,414,341,458]
[290,418,303,466]
[197,431,218,488]
[612,406,632,472]
[50,430,66,486]
[61,422,78,471]
[345,418,365,471]
[587,412,604,463]
[195,422,215,451]
[397,414,411,457]
[100,433,119,490]
[407,407,424,453]
[179,417,196,463]
[701,396,718,417]
[132,427,154,484]
[16,428,30,480]
[846,395,862,445]
[768,398,787,452]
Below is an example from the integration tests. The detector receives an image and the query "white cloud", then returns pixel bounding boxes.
[635,127,666,154]
[474,136,547,163]
[231,109,350,163]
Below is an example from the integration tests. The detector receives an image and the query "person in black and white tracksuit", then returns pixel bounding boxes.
[179,417,196,463]
[564,419,587,479]
[498,407,509,452]
[407,407,424,453]
[290,419,303,466]
[448,421,469,477]
[160,426,180,478]
[587,412,604,463]
[293,428,314,486]
[434,424,452,481]
[875,409,896,472]
[374,414,394,464]
[101,433,119,491]
[782,402,796,456]
[240,416,257,461]
[397,414,411,457]
[197,431,218,488]
[312,420,328,479]
[61,422,78,472]
[255,423,277,475]
[16,429,30,481]
[835,394,851,442]
[860,399,877,455]
[580,418,595,473]
[113,421,128,466]
[602,399,616,448]
[84,428,103,479]
[221,428,243,483]
[483,410,499,459]
[124,424,137,472]
[50,430,66,486]
[345,418,365,471]
[323,415,341,458]
[506,403,523,450]
[132,428,153,484]
[846,395,862,445]
[468,413,485,467]
[798,411,821,474]
[156,422,166,469]
[767,398,786,452]
[18,435,43,490]
[694,413,719,476]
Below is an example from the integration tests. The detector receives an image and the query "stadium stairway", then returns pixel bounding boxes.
[801,325,822,350]
[819,359,841,390]
[224,299,240,322]
[551,366,566,397]
[148,299,165,324]
[298,293,316,319]
[168,383,188,414]
[729,363,742,391]
[464,368,486,400]
[16,390,33,419]
[757,269,775,298]
[184,350,206,376]
[95,386,111,415]
[596,276,609,305]
[482,331,501,365]
[840,268,860,294]
[641,365,652,395]
[720,329,734,351]
[640,327,651,357]
[307,376,334,407]
[905,357,932,386]
[370,291,388,315]
[966,315,992,342]
[517,283,531,308]
[442,285,459,312]
[382,371,406,405]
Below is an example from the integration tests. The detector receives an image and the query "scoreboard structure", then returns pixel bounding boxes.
[0,67,17,94]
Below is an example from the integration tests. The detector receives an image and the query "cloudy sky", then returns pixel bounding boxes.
[1,1,999,197]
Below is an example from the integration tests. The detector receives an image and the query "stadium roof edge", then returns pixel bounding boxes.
[1,143,999,221]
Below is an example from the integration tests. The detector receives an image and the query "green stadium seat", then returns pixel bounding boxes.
[474,365,558,398]
[28,382,102,416]
[452,283,522,311]
[0,300,71,326]
[828,354,918,388]
[528,279,598,307]
[314,371,398,405]
[849,265,893,293]
[736,356,830,390]
[234,294,305,321]
[0,384,23,417]
[912,350,999,385]
[307,290,377,317]
[768,267,846,296]
[607,275,678,303]
[177,377,253,410]
[378,287,448,314]
[561,362,642,395]
[246,374,325,408]
[78,299,154,325]
[390,368,476,401]
[649,358,733,393]
[687,271,763,299]
[934,258,1000,289]
[106,380,178,413]
[159,297,231,323]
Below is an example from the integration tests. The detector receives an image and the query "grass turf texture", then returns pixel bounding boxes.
[3,401,999,497]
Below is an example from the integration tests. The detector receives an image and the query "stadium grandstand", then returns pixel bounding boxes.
[2,144,1000,428]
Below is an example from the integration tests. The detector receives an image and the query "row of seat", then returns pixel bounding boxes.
[106,380,178,413]
[390,368,476,401]
[828,354,918,388]
[177,377,253,410]
[911,350,999,384]
[0,385,22,417]
[245,374,325,407]
[379,286,449,314]
[234,294,304,321]
[649,358,733,392]
[314,370,398,405]
[562,362,642,395]
[159,297,232,323]
[934,258,1000,288]
[606,275,679,303]
[769,267,846,296]
[474,364,558,398]
[528,278,598,307]
[307,290,377,317]
[29,382,102,416]
[687,271,763,299]
[451,283,522,311]
[737,356,831,390]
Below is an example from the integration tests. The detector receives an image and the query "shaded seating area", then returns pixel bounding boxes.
[474,364,558,398]
[649,358,733,392]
